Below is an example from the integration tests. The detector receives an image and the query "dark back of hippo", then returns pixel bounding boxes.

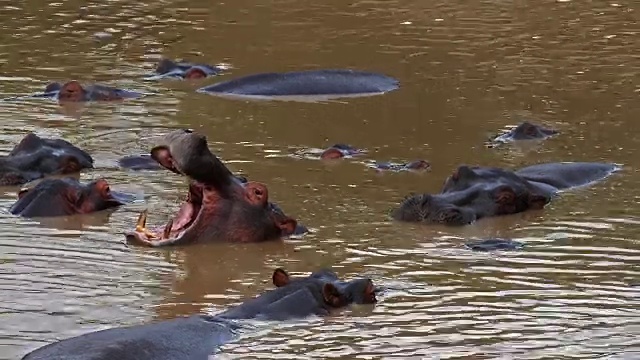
[21,315,238,360]
[515,162,619,191]
[217,279,330,321]
[198,69,399,96]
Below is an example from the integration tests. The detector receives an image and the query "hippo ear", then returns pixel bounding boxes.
[150,145,179,174]
[322,283,345,308]
[320,148,344,160]
[277,217,298,236]
[362,280,377,304]
[272,268,290,287]
[156,59,178,74]
[528,193,549,210]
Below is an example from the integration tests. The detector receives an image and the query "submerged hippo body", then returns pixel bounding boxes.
[197,69,399,99]
[0,133,93,186]
[31,81,143,102]
[10,178,132,217]
[21,315,238,360]
[489,121,558,146]
[370,160,431,173]
[125,130,300,247]
[318,144,365,159]
[145,58,227,80]
[392,162,619,226]
[117,154,162,170]
[21,268,376,360]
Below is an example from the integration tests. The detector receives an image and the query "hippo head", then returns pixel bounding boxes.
[125,130,298,246]
[154,59,217,80]
[320,144,363,160]
[9,132,94,173]
[0,133,93,186]
[272,268,377,305]
[218,268,376,321]
[509,121,558,140]
[55,81,88,102]
[10,178,131,218]
[392,165,550,225]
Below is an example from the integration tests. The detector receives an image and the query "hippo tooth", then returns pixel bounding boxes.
[135,210,158,238]
[135,209,148,231]
[163,218,173,239]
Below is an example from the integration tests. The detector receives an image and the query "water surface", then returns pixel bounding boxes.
[0,0,638,359]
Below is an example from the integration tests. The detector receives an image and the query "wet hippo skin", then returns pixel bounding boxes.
[392,162,619,226]
[371,160,431,172]
[489,121,558,145]
[197,69,399,98]
[39,81,143,102]
[10,178,132,217]
[117,154,162,170]
[125,130,300,246]
[145,58,226,80]
[20,268,376,360]
[117,152,309,235]
[0,133,93,186]
[319,143,365,159]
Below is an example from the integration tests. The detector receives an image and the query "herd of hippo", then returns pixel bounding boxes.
[5,58,620,359]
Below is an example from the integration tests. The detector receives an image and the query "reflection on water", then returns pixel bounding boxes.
[1,0,639,359]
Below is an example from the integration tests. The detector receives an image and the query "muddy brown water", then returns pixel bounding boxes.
[1,1,639,359]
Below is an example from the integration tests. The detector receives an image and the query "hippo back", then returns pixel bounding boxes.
[21,315,238,360]
[198,69,399,96]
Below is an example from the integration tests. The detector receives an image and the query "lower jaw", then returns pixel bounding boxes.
[125,209,193,246]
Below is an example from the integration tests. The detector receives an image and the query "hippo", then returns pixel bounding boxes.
[125,129,300,247]
[488,121,558,147]
[10,177,133,217]
[20,268,376,360]
[117,153,308,235]
[369,160,431,173]
[319,144,365,159]
[0,133,93,186]
[117,154,162,170]
[464,238,525,251]
[218,268,376,321]
[144,58,227,80]
[392,162,619,226]
[197,69,399,100]
[29,81,143,102]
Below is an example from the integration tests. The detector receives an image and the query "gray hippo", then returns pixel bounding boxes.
[20,268,376,360]
[392,162,620,225]
[197,69,399,100]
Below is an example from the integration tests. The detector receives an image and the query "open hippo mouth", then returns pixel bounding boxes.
[126,182,205,247]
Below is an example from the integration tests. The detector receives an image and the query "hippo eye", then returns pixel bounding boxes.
[495,186,515,204]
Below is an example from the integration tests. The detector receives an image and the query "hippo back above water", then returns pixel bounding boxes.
[197,69,399,99]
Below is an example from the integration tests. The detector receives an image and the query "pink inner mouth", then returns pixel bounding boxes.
[135,183,203,241]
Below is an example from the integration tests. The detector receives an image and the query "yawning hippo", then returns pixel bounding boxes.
[125,130,300,246]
